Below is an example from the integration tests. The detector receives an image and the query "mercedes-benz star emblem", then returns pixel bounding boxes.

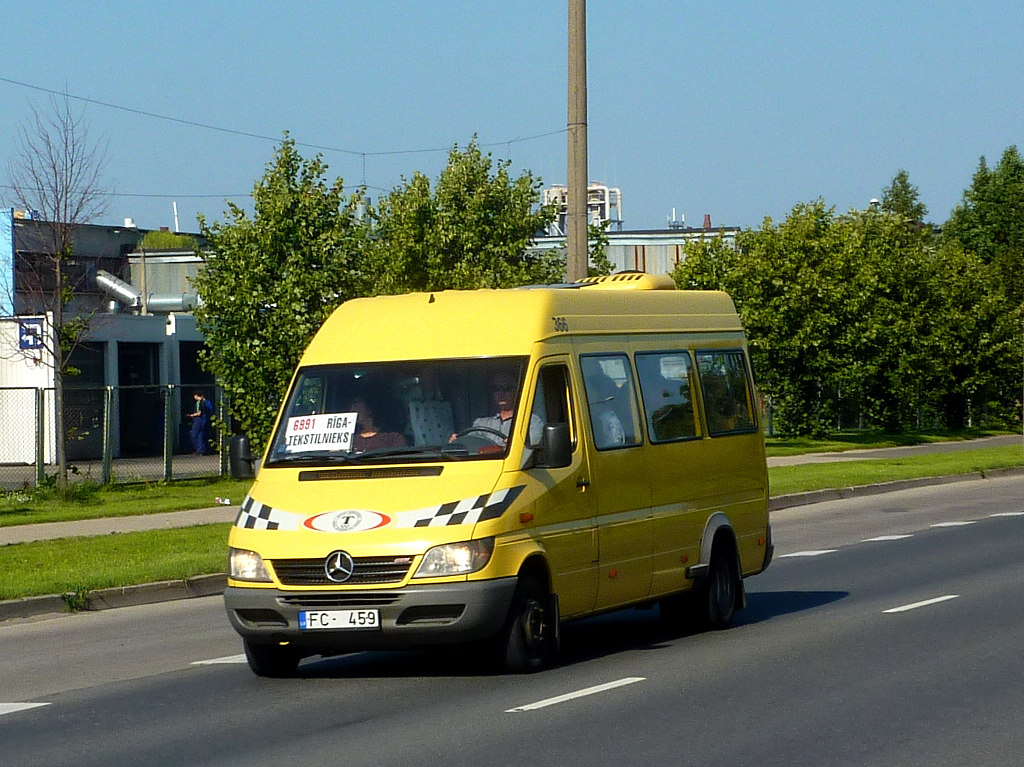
[324,550,356,583]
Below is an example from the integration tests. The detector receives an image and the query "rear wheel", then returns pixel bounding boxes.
[700,546,739,629]
[243,640,301,678]
[495,575,554,673]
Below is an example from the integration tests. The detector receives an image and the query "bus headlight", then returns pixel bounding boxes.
[413,538,494,578]
[230,548,272,582]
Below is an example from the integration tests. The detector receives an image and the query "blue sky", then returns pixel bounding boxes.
[1,1,1020,233]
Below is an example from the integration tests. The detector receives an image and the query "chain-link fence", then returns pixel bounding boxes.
[0,384,228,489]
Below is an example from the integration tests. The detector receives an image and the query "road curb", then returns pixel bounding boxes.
[0,574,226,623]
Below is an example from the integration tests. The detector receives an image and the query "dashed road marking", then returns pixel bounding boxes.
[931,521,977,528]
[884,595,959,614]
[192,654,247,666]
[777,550,838,558]
[0,703,51,717]
[862,534,914,542]
[990,511,1024,518]
[506,677,646,713]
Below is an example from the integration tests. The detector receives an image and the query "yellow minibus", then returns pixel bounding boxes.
[224,273,772,675]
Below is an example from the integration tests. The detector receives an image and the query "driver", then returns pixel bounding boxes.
[453,375,542,446]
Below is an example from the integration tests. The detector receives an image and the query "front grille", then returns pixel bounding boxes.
[279,594,402,609]
[271,555,414,586]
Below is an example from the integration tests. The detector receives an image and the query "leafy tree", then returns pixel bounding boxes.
[5,95,109,494]
[369,138,561,292]
[139,230,197,250]
[193,136,370,449]
[881,169,928,224]
[674,196,982,435]
[943,146,1024,425]
[586,221,614,277]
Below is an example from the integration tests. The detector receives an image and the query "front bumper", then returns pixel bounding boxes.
[224,577,517,653]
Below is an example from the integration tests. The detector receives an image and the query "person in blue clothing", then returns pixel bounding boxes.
[188,391,214,455]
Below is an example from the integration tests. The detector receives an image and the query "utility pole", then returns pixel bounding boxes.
[566,0,588,282]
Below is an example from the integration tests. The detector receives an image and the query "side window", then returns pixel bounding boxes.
[695,350,757,436]
[528,364,575,448]
[580,355,641,449]
[636,352,699,442]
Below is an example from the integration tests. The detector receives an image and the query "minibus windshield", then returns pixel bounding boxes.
[265,357,530,466]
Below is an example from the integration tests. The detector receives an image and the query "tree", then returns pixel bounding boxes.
[5,95,109,494]
[369,138,561,292]
[586,221,614,277]
[673,195,982,436]
[881,169,928,224]
[943,146,1024,425]
[138,230,197,250]
[193,136,370,450]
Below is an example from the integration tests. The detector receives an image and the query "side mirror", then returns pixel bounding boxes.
[532,423,572,469]
[228,434,257,479]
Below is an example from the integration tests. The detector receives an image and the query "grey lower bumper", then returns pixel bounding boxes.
[224,578,518,653]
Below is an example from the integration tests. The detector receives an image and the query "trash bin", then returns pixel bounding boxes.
[229,434,256,479]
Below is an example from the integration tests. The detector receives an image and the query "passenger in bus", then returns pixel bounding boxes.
[350,397,406,452]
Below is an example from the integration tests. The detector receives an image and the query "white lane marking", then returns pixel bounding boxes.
[862,535,913,542]
[990,511,1024,518]
[0,703,51,717]
[884,595,960,614]
[931,521,977,528]
[777,550,838,558]
[506,677,645,713]
[192,654,247,666]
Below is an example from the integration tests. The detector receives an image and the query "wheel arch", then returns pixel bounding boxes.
[699,511,745,611]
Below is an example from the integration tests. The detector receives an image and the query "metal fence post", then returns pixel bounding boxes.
[163,386,174,482]
[101,386,114,485]
[35,387,45,487]
[217,387,228,477]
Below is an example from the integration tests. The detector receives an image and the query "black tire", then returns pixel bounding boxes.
[243,640,301,678]
[495,576,553,673]
[700,546,738,630]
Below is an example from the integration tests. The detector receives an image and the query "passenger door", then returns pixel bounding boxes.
[525,359,599,619]
[575,346,654,611]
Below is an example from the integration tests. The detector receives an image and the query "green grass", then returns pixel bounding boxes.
[0,524,230,601]
[0,477,252,528]
[769,445,1024,496]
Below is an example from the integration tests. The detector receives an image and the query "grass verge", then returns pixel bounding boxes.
[0,524,229,602]
[768,445,1023,495]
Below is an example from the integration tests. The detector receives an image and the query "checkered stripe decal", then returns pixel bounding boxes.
[396,485,525,528]
[235,496,300,531]
[233,486,525,531]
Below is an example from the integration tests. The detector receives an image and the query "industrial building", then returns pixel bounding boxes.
[0,208,212,465]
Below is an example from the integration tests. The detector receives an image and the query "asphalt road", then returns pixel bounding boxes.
[2,474,1023,766]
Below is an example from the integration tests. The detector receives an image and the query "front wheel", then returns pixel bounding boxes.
[495,576,554,673]
[243,639,301,678]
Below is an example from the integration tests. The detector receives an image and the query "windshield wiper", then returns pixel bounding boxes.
[265,452,360,467]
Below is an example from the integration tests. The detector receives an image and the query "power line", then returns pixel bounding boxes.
[0,75,566,158]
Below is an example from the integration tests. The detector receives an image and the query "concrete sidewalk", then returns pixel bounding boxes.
[0,505,237,547]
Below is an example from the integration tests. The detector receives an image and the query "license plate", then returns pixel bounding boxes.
[299,609,380,630]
